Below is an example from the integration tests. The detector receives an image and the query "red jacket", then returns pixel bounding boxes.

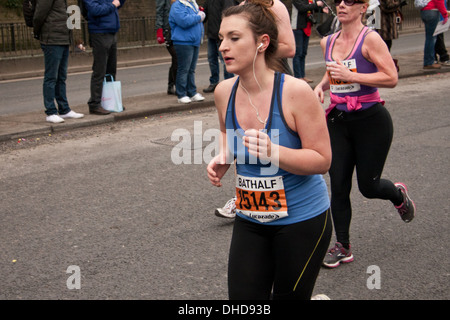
[423,0,448,20]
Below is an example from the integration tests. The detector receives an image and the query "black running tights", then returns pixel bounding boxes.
[327,104,403,246]
[228,210,331,300]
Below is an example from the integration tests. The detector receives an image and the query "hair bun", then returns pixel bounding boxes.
[244,0,274,10]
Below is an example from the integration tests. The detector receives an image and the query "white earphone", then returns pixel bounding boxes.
[257,43,263,50]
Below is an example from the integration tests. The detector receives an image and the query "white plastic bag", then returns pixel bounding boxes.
[101,74,123,112]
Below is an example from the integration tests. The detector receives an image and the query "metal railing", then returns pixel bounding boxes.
[1,22,41,57]
[396,2,423,29]
[72,16,159,49]
[0,5,423,58]
[0,16,158,58]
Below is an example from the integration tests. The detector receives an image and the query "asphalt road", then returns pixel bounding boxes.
[0,72,448,302]
[0,31,439,116]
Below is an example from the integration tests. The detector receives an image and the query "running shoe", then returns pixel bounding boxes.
[214,196,236,219]
[322,242,354,268]
[394,182,415,223]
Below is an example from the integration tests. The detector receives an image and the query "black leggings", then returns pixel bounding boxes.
[327,103,403,245]
[228,210,331,300]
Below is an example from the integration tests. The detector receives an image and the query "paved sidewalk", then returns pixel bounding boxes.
[0,50,449,142]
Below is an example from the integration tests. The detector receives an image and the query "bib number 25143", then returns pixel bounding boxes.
[235,175,288,223]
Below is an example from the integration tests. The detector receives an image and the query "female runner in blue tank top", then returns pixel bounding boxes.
[314,0,416,268]
[207,0,332,300]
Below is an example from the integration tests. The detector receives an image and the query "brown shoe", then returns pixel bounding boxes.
[89,107,111,115]
[423,63,441,70]
[301,77,314,83]
[203,83,217,93]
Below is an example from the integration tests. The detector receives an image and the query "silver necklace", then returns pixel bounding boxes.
[239,82,267,126]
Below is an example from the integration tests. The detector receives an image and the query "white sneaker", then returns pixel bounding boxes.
[46,114,65,123]
[190,93,205,102]
[178,96,191,104]
[60,110,84,119]
[214,196,236,219]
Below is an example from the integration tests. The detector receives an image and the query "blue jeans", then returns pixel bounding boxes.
[420,10,440,66]
[292,29,310,78]
[207,38,233,85]
[174,44,199,98]
[40,44,71,116]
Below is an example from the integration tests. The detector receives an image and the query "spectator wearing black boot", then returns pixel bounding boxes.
[434,0,450,66]
[156,0,178,95]
[83,0,126,115]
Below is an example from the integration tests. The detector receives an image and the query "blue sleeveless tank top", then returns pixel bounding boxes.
[325,26,379,111]
[225,72,329,225]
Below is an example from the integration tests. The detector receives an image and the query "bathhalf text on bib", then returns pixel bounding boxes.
[235,174,288,223]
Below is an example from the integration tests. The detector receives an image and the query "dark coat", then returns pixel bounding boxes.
[83,0,126,34]
[33,0,71,45]
[291,0,321,30]
[156,0,173,42]
[204,0,239,39]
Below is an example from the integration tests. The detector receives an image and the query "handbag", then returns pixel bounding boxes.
[101,74,123,112]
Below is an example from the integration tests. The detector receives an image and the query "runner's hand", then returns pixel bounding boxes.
[243,129,274,162]
[314,86,325,103]
[327,59,352,82]
[207,154,230,187]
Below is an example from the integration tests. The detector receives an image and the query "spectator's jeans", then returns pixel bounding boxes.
[40,44,71,116]
[207,38,233,85]
[292,29,310,79]
[174,44,199,98]
[88,33,117,109]
[420,10,440,66]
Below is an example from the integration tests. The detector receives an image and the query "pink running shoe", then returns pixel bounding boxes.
[322,242,354,268]
[394,182,416,223]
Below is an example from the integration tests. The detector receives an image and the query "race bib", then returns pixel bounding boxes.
[328,59,361,93]
[235,174,288,223]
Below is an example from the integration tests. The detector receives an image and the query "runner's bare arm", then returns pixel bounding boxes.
[272,0,295,58]
[313,37,331,103]
[206,79,234,187]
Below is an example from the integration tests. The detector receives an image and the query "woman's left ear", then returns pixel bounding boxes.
[258,35,270,51]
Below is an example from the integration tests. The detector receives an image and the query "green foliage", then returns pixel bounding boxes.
[0,0,22,19]
[3,0,21,9]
